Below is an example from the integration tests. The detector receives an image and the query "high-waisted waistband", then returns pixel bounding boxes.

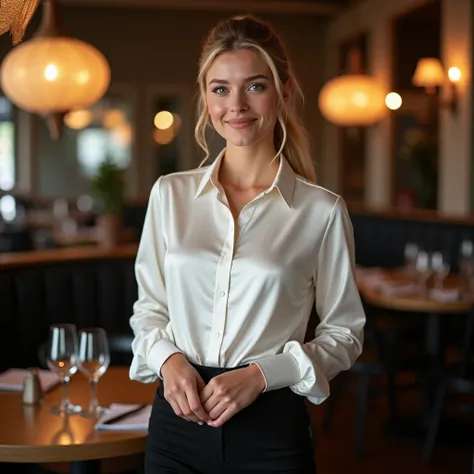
[190,363,249,384]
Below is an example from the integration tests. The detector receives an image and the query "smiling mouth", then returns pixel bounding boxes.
[226,119,257,129]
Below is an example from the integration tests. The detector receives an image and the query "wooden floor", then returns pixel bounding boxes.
[309,382,473,474]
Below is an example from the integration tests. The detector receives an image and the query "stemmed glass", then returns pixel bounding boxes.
[46,323,81,415]
[431,251,450,289]
[404,242,419,277]
[415,250,433,296]
[77,327,110,418]
[459,240,474,292]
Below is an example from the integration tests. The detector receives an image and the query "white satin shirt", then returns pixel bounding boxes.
[129,150,365,404]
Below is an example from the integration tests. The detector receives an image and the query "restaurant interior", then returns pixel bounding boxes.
[0,0,473,472]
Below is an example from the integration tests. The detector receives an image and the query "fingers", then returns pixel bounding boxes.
[186,386,211,423]
[164,374,210,424]
[199,383,214,405]
[166,397,192,422]
[208,404,238,428]
[208,400,227,420]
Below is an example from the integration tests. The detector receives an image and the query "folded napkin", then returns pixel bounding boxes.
[377,281,417,296]
[428,288,461,302]
[0,368,60,392]
[95,403,152,431]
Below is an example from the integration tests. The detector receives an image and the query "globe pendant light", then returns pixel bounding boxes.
[0,0,111,140]
[318,48,387,127]
[0,0,40,45]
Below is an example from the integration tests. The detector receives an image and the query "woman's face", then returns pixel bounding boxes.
[205,49,280,150]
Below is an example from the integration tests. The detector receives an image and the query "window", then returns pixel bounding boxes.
[0,97,15,191]
[36,94,133,197]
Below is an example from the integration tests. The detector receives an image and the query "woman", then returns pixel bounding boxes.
[130,14,365,474]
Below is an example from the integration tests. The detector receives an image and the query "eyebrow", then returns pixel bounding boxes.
[208,74,270,85]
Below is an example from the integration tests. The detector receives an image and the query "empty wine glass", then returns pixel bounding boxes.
[77,327,110,418]
[404,242,419,277]
[46,323,81,415]
[415,250,433,296]
[431,251,450,289]
[459,240,474,291]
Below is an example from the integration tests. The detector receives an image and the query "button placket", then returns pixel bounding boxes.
[206,214,235,365]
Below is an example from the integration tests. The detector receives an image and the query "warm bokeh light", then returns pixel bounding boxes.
[153,127,175,145]
[44,63,58,81]
[111,123,132,147]
[0,37,110,114]
[102,109,126,129]
[318,74,387,126]
[448,66,461,82]
[64,109,93,130]
[412,58,444,89]
[385,92,402,110]
[154,111,174,130]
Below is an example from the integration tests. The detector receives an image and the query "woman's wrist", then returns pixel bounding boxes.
[160,352,186,378]
[246,364,266,393]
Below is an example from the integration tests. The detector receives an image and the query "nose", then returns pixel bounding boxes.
[230,91,248,113]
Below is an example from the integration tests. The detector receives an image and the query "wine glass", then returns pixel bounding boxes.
[431,251,450,289]
[415,250,433,296]
[404,242,419,277]
[46,323,81,415]
[459,240,474,291]
[77,327,110,418]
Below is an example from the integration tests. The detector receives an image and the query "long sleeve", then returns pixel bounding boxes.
[253,197,365,404]
[129,176,181,383]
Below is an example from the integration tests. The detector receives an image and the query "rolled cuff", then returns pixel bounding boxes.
[147,339,182,379]
[252,352,301,392]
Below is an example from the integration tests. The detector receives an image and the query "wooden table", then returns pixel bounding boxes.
[358,269,473,314]
[0,366,157,474]
[357,267,474,443]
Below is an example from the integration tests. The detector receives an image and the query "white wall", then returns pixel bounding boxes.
[322,0,473,214]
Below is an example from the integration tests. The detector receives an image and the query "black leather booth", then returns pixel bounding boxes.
[0,248,137,372]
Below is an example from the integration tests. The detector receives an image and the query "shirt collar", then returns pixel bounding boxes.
[194,149,296,208]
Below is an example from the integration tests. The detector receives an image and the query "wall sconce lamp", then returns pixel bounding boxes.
[412,58,461,114]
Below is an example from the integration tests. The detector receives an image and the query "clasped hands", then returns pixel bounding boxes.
[160,353,265,427]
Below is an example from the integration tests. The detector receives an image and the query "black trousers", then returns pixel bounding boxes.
[145,364,316,474]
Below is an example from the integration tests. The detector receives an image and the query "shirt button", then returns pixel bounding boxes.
[215,332,221,339]
[219,290,226,297]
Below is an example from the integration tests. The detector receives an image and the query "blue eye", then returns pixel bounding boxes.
[249,83,266,92]
[212,86,228,95]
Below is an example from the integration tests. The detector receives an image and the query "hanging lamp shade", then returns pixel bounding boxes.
[0,0,110,140]
[0,0,40,45]
[318,74,387,127]
[1,37,110,113]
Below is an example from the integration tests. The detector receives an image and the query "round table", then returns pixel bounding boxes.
[357,268,474,443]
[0,366,157,474]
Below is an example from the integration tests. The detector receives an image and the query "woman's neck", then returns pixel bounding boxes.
[218,142,279,190]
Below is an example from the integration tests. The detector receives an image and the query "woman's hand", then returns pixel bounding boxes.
[200,365,266,428]
[160,353,211,424]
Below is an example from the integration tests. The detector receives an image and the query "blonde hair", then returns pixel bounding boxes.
[194,15,316,183]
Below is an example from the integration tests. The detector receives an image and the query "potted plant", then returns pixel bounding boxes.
[401,127,438,209]
[90,158,125,248]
